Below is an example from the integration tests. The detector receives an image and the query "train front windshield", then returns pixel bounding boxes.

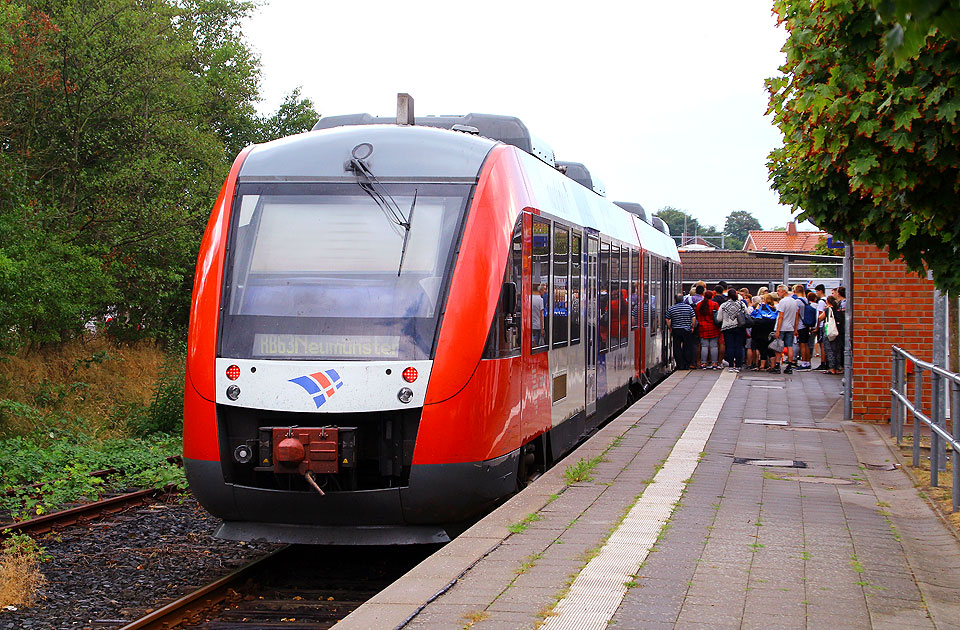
[220,182,471,361]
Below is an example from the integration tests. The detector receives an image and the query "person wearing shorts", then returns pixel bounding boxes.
[774,284,800,374]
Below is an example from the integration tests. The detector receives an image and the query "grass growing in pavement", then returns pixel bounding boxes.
[564,455,603,484]
[509,512,543,534]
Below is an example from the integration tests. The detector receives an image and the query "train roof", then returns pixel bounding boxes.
[312,113,556,166]
[237,125,497,182]
[613,201,649,224]
[556,161,606,197]
[237,124,680,263]
[516,151,680,263]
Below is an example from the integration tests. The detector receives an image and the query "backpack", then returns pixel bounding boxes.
[794,295,817,327]
[802,301,817,327]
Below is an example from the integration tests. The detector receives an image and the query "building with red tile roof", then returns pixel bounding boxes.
[743,221,830,253]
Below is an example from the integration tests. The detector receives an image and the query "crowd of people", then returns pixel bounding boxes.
[664,281,847,374]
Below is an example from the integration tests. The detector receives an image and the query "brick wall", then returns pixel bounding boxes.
[851,242,935,422]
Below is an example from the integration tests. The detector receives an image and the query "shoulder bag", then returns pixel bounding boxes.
[826,307,839,341]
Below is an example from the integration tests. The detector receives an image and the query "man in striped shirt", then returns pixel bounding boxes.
[666,294,697,370]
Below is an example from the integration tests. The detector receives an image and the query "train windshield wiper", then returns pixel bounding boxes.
[396,189,417,276]
[348,148,413,275]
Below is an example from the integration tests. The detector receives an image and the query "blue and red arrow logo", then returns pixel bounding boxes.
[289,369,343,408]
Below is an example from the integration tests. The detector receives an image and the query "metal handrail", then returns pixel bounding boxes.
[889,345,960,512]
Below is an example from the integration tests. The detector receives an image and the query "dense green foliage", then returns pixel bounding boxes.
[768,0,960,294]
[874,0,960,62]
[723,210,762,251]
[0,432,184,520]
[654,207,763,250]
[654,207,720,239]
[0,0,318,347]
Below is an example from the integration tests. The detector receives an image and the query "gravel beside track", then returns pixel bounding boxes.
[1,494,281,630]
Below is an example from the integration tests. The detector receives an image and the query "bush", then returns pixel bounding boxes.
[132,343,185,435]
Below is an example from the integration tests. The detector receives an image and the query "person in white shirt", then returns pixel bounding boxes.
[774,284,800,374]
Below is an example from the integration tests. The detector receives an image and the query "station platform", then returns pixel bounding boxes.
[338,368,960,630]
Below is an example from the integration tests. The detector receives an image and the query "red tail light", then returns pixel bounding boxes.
[226,365,241,381]
[402,367,418,383]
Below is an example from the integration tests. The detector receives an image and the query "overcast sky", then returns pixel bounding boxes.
[244,1,808,232]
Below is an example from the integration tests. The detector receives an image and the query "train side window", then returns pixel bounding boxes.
[643,252,650,329]
[643,254,657,337]
[651,256,660,336]
[599,240,609,353]
[482,217,523,359]
[570,233,581,345]
[531,217,551,353]
[552,224,569,347]
[619,247,629,347]
[610,244,621,347]
[630,249,639,330]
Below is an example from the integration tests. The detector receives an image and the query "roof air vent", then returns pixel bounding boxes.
[652,217,671,236]
[557,161,606,197]
[614,202,649,223]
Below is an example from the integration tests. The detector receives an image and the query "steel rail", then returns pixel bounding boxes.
[118,546,290,630]
[0,483,180,538]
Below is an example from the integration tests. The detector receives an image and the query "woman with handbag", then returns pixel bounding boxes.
[823,295,843,374]
[717,289,747,372]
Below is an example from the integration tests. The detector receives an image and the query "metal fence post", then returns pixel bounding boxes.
[891,348,898,438]
[953,380,959,513]
[931,373,941,487]
[897,355,906,444]
[913,368,923,469]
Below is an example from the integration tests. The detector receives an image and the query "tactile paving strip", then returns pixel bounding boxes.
[541,372,736,630]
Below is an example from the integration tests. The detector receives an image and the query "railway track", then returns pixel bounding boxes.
[0,483,181,538]
[119,544,437,630]
[0,456,184,537]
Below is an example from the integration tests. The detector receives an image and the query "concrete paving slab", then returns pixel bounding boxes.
[338,369,960,630]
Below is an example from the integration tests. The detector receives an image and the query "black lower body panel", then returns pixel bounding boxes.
[216,521,450,545]
[185,448,519,544]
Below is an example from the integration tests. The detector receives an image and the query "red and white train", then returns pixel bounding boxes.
[183,111,681,544]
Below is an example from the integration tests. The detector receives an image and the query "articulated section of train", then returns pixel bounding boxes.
[183,112,681,544]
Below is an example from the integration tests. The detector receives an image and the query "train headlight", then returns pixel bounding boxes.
[397,387,414,404]
[226,385,241,401]
[402,367,418,383]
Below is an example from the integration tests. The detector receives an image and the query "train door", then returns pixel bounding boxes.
[585,235,599,416]
[661,259,670,365]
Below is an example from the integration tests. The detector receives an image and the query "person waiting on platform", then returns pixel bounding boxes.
[695,290,721,369]
[666,294,697,370]
[717,288,747,372]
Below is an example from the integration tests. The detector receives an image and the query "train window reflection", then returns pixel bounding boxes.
[570,233,581,344]
[531,217,551,353]
[611,245,621,347]
[220,182,469,361]
[483,217,523,359]
[552,225,569,347]
[620,248,629,346]
[599,241,609,353]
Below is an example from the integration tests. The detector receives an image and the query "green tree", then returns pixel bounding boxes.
[723,210,762,251]
[653,207,720,239]
[767,0,960,294]
[873,1,960,62]
[0,0,319,346]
